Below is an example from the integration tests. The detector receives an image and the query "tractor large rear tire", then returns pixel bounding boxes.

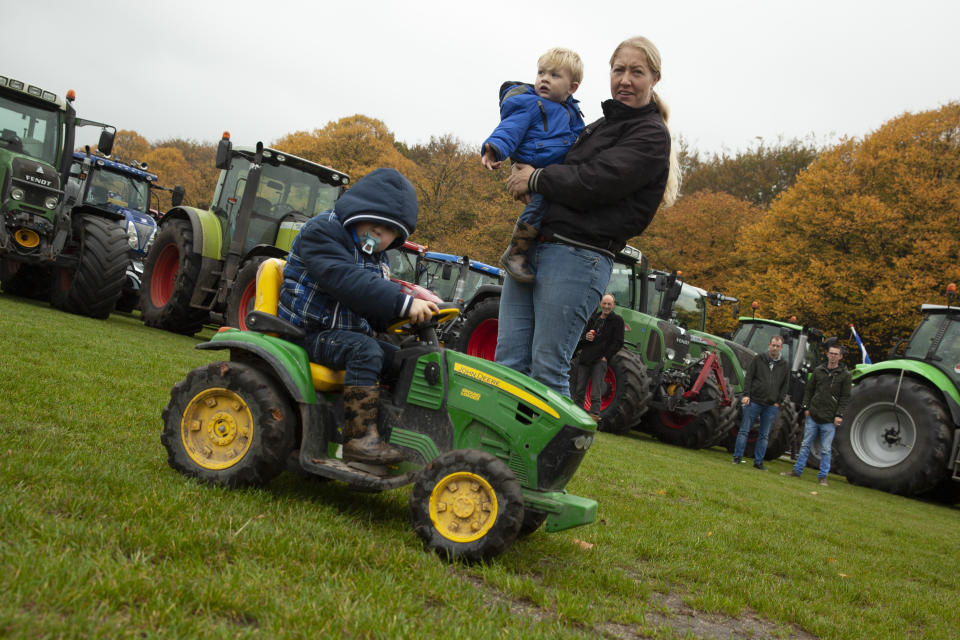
[225,256,269,330]
[645,375,731,449]
[449,296,500,361]
[50,215,128,319]
[835,375,952,496]
[161,361,297,487]
[140,219,209,335]
[410,449,523,562]
[570,348,650,434]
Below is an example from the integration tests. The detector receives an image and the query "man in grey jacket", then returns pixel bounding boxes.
[732,335,790,469]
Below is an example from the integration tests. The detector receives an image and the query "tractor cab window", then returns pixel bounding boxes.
[84,167,149,212]
[418,259,458,301]
[907,312,960,385]
[645,278,706,330]
[606,263,634,309]
[385,247,418,284]
[738,323,797,368]
[0,94,59,165]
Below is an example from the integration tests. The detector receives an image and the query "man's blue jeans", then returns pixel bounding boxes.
[733,401,779,462]
[297,329,398,386]
[496,242,613,397]
[793,416,837,480]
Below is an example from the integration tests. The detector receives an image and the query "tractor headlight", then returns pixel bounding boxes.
[665,348,676,360]
[126,221,139,249]
[11,187,25,201]
[44,196,58,210]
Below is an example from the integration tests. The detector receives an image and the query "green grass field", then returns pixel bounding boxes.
[1,295,958,639]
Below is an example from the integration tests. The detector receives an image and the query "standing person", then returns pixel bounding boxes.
[277,168,439,465]
[497,35,680,397]
[573,293,624,420]
[782,345,851,486]
[481,47,586,282]
[733,335,790,469]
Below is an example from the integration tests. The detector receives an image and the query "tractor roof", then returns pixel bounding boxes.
[72,151,157,182]
[231,145,349,186]
[423,251,502,277]
[921,304,960,315]
[737,317,804,331]
[0,76,68,110]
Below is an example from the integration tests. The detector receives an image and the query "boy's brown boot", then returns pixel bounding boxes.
[342,385,404,465]
[499,220,537,283]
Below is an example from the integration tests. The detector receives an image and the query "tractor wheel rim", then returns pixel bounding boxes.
[180,387,254,470]
[850,401,916,467]
[467,318,498,361]
[151,244,180,306]
[428,471,498,543]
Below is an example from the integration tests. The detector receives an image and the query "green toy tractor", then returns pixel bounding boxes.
[161,258,598,561]
[835,284,960,499]
[140,133,349,335]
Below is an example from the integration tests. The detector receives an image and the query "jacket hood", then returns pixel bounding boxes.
[334,167,418,250]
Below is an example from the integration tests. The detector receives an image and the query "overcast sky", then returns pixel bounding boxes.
[4,0,958,157]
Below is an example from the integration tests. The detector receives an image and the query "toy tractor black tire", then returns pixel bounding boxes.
[50,215,128,319]
[161,360,297,488]
[140,219,209,335]
[644,375,730,449]
[518,509,548,536]
[570,348,651,434]
[449,296,500,361]
[835,375,952,496]
[0,260,51,299]
[225,256,269,331]
[410,449,524,562]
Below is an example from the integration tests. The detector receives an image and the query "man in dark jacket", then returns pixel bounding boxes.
[573,294,624,420]
[732,335,790,469]
[278,168,438,465]
[782,345,852,486]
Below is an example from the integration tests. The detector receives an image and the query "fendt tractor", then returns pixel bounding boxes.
[835,284,960,500]
[66,149,185,311]
[162,258,598,561]
[139,133,349,335]
[729,309,826,463]
[0,74,126,318]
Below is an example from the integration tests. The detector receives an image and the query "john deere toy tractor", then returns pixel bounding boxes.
[0,74,124,318]
[835,284,960,499]
[161,258,598,561]
[140,133,349,335]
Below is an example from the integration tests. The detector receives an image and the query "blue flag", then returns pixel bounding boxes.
[849,324,872,365]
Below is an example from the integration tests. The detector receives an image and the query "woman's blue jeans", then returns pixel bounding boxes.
[495,242,613,397]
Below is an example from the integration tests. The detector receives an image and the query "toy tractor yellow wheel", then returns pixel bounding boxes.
[161,361,296,487]
[410,449,523,562]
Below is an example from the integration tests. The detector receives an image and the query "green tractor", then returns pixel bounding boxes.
[596,248,749,446]
[0,75,126,318]
[161,258,598,561]
[728,310,825,462]
[835,284,960,499]
[139,133,349,335]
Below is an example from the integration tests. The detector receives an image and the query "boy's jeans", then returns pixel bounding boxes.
[517,193,545,228]
[793,416,837,480]
[298,329,398,386]
[733,402,780,462]
[496,242,613,397]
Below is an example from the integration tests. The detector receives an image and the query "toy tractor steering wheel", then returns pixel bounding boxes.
[387,305,460,335]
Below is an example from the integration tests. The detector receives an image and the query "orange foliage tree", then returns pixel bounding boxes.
[735,103,960,350]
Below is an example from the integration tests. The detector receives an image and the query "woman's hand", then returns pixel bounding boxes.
[506,163,534,200]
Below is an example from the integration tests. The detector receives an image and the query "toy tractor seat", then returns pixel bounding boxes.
[245,258,345,392]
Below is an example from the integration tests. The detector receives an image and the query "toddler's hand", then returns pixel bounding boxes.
[481,144,502,170]
[408,299,440,325]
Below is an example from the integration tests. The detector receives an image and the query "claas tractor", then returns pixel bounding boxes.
[161,258,598,561]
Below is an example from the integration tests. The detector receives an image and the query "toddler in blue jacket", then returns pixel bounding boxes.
[482,47,585,282]
[278,168,438,465]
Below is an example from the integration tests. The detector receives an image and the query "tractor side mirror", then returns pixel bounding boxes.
[441,263,452,279]
[732,303,740,318]
[215,134,232,169]
[171,185,185,208]
[97,129,114,157]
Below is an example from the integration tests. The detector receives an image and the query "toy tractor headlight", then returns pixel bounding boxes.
[125,221,139,249]
[44,195,58,210]
[11,187,25,201]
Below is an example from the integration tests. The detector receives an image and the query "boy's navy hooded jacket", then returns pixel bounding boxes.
[277,168,417,335]
[482,82,585,168]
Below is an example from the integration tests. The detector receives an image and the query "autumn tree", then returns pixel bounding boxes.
[109,129,150,162]
[273,115,419,182]
[681,136,821,207]
[148,138,218,209]
[735,103,960,351]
